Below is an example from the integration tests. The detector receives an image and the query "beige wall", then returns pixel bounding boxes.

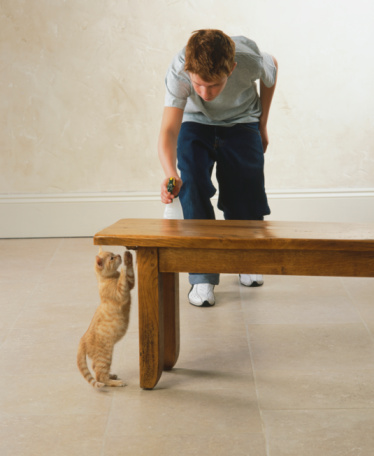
[1,0,374,236]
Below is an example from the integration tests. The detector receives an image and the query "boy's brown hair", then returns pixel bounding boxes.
[184,29,236,82]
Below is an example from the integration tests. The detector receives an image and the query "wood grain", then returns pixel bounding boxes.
[160,273,180,371]
[136,248,164,389]
[159,248,374,277]
[94,219,374,252]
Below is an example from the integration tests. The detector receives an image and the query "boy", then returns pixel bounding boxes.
[158,29,278,307]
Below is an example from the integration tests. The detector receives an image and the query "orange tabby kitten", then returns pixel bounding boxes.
[77,248,135,388]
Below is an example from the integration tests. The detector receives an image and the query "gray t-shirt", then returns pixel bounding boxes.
[164,36,277,126]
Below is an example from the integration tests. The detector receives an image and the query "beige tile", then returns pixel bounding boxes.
[366,322,374,339]
[0,282,36,343]
[177,335,252,373]
[342,277,374,322]
[0,413,106,456]
[262,409,374,456]
[341,277,374,304]
[0,373,114,416]
[161,332,256,391]
[188,433,266,456]
[248,323,374,371]
[240,275,361,325]
[254,368,374,410]
[0,278,37,301]
[0,337,79,375]
[159,366,254,392]
[103,434,165,456]
[0,238,62,281]
[180,305,247,339]
[2,238,374,456]
[106,387,263,437]
[103,432,267,456]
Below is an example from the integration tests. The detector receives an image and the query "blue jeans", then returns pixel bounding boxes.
[177,122,270,285]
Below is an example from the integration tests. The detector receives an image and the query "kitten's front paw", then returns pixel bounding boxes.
[124,250,133,266]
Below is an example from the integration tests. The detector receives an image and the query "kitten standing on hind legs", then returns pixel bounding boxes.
[77,248,135,388]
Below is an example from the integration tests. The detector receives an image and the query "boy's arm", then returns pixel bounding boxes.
[259,56,278,153]
[158,106,184,203]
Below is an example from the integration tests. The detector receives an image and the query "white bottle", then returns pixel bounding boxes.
[163,197,184,219]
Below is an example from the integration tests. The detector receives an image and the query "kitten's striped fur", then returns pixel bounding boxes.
[77,248,135,388]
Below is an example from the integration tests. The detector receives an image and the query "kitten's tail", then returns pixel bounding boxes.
[77,340,105,388]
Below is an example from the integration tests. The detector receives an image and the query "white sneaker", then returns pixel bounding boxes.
[239,274,264,287]
[188,284,215,307]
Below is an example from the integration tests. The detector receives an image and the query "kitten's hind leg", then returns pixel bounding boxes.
[97,372,126,387]
[95,362,126,387]
[109,373,128,386]
[108,378,127,387]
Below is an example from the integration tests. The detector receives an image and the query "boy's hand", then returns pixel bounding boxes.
[161,176,183,204]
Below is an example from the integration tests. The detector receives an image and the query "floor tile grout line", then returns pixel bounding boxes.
[251,406,374,412]
[240,282,270,456]
[340,277,374,344]
[245,323,271,456]
[100,391,116,456]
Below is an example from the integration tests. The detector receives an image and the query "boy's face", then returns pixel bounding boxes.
[189,74,228,102]
[189,64,236,102]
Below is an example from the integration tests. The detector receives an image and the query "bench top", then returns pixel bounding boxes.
[93,219,374,252]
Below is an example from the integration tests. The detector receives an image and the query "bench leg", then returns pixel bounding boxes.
[137,248,164,389]
[161,272,180,371]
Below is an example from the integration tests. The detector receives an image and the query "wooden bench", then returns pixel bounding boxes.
[94,218,374,389]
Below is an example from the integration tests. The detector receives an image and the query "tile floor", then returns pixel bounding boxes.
[1,237,374,455]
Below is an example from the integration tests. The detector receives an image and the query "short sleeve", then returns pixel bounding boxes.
[259,52,277,88]
[164,52,192,110]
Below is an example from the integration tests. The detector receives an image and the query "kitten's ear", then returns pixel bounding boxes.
[96,256,103,269]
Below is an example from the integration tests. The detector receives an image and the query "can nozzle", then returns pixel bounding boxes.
[167,177,176,194]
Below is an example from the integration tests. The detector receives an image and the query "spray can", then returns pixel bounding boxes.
[163,177,184,219]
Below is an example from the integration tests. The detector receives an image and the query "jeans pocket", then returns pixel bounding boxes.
[238,122,262,137]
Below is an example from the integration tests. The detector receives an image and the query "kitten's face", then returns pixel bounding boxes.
[95,251,121,276]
